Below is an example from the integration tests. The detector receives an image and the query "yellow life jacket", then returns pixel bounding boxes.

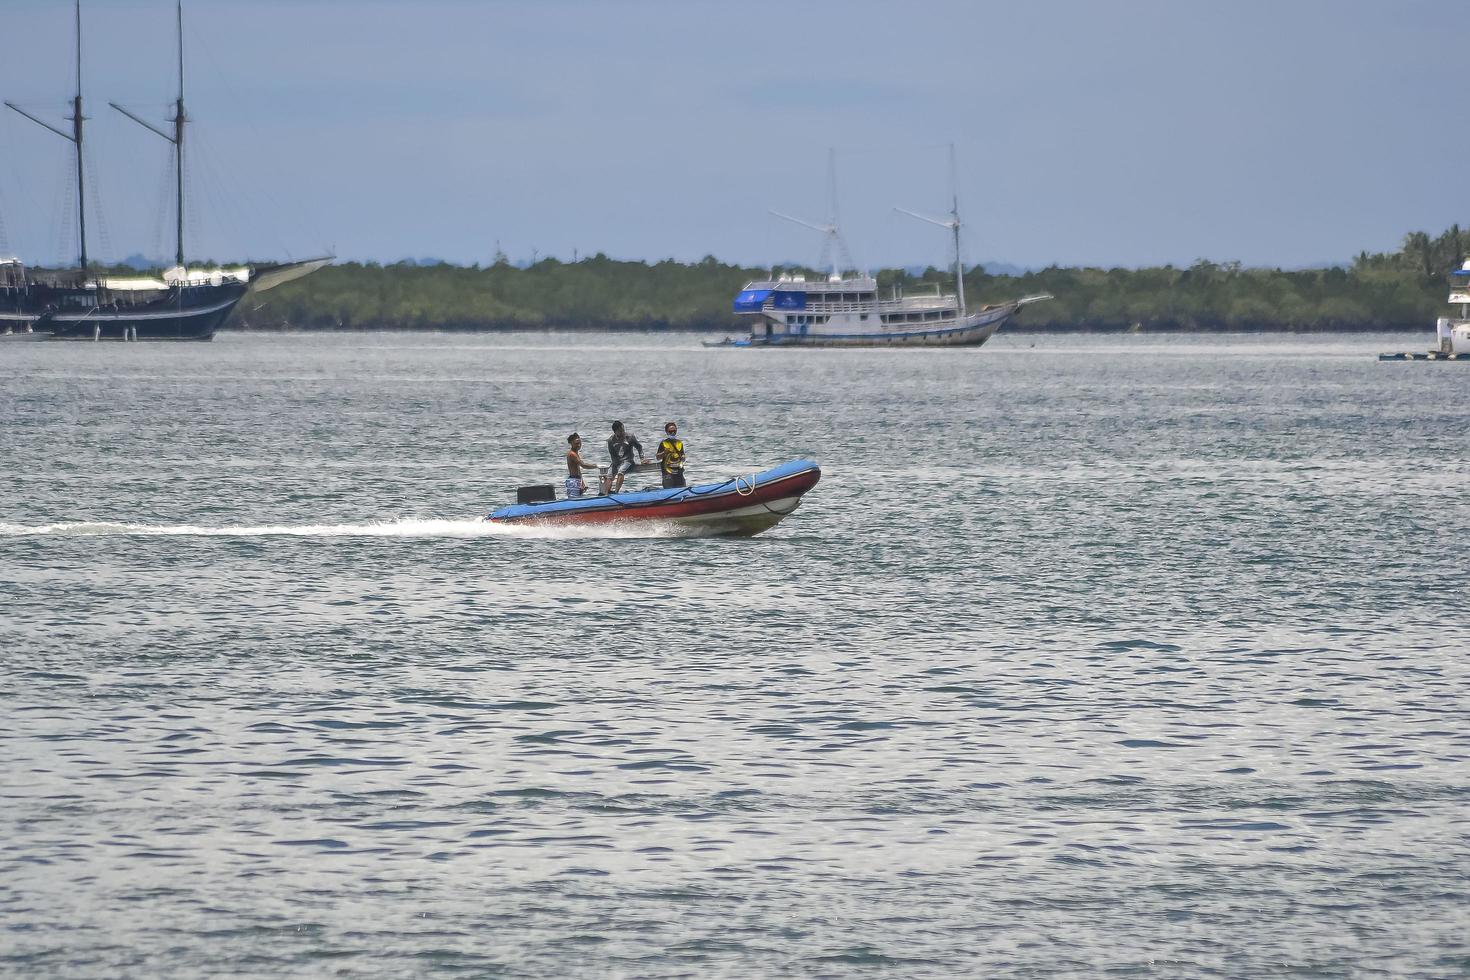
[657,437,685,474]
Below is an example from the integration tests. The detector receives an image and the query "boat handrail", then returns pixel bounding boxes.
[756,295,959,315]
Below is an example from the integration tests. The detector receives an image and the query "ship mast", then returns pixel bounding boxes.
[111,0,187,269]
[769,147,857,279]
[173,0,184,269]
[895,143,968,317]
[5,0,89,271]
[74,0,87,272]
[948,143,965,316]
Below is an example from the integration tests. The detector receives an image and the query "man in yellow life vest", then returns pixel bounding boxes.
[656,420,687,488]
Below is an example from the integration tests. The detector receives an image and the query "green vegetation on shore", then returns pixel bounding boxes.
[240,227,1469,333]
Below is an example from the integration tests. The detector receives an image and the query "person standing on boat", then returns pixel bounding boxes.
[606,421,647,494]
[656,421,687,489]
[565,433,604,498]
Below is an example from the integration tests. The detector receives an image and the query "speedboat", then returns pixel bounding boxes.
[486,459,821,537]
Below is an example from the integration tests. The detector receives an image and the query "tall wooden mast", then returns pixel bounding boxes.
[5,0,89,270]
[895,143,969,317]
[112,0,188,268]
[73,0,87,271]
[173,0,185,268]
[948,143,965,317]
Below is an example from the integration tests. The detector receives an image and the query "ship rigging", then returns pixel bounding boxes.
[730,146,1050,348]
[1,0,329,341]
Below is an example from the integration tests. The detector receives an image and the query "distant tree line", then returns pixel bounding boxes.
[232,228,1469,333]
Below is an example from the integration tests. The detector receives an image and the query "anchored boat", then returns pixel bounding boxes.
[1379,260,1470,361]
[487,459,821,537]
[732,273,1050,348]
[729,147,1049,348]
[1,1,327,341]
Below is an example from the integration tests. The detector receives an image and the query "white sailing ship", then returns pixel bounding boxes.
[731,150,1049,348]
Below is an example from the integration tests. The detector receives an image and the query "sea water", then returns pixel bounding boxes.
[1,332,1466,977]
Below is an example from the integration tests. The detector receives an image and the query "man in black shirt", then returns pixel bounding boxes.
[605,421,647,493]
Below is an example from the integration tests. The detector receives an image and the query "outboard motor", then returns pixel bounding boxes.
[516,484,556,505]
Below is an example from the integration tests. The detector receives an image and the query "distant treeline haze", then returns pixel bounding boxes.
[236,227,1470,332]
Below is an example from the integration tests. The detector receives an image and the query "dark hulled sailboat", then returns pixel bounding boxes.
[2,1,327,341]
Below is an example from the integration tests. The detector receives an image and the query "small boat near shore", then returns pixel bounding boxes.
[1379,260,1470,361]
[486,459,821,537]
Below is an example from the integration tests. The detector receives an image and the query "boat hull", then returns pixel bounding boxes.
[487,459,821,537]
[746,303,1016,348]
[42,283,247,341]
[1,310,45,338]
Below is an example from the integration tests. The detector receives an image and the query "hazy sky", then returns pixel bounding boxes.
[0,0,1459,270]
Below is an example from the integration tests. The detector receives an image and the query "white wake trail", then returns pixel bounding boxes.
[0,518,503,539]
[0,517,691,540]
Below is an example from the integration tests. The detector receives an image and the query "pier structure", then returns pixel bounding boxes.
[1380,259,1470,361]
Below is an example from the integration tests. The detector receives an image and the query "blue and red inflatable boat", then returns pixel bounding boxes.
[486,459,821,536]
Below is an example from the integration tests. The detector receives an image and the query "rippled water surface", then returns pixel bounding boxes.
[2,332,1467,978]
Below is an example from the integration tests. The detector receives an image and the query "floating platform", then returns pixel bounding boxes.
[1378,351,1469,361]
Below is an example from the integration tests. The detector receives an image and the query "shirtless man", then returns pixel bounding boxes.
[564,432,604,498]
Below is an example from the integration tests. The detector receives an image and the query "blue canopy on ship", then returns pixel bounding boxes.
[773,290,807,310]
[733,288,773,312]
